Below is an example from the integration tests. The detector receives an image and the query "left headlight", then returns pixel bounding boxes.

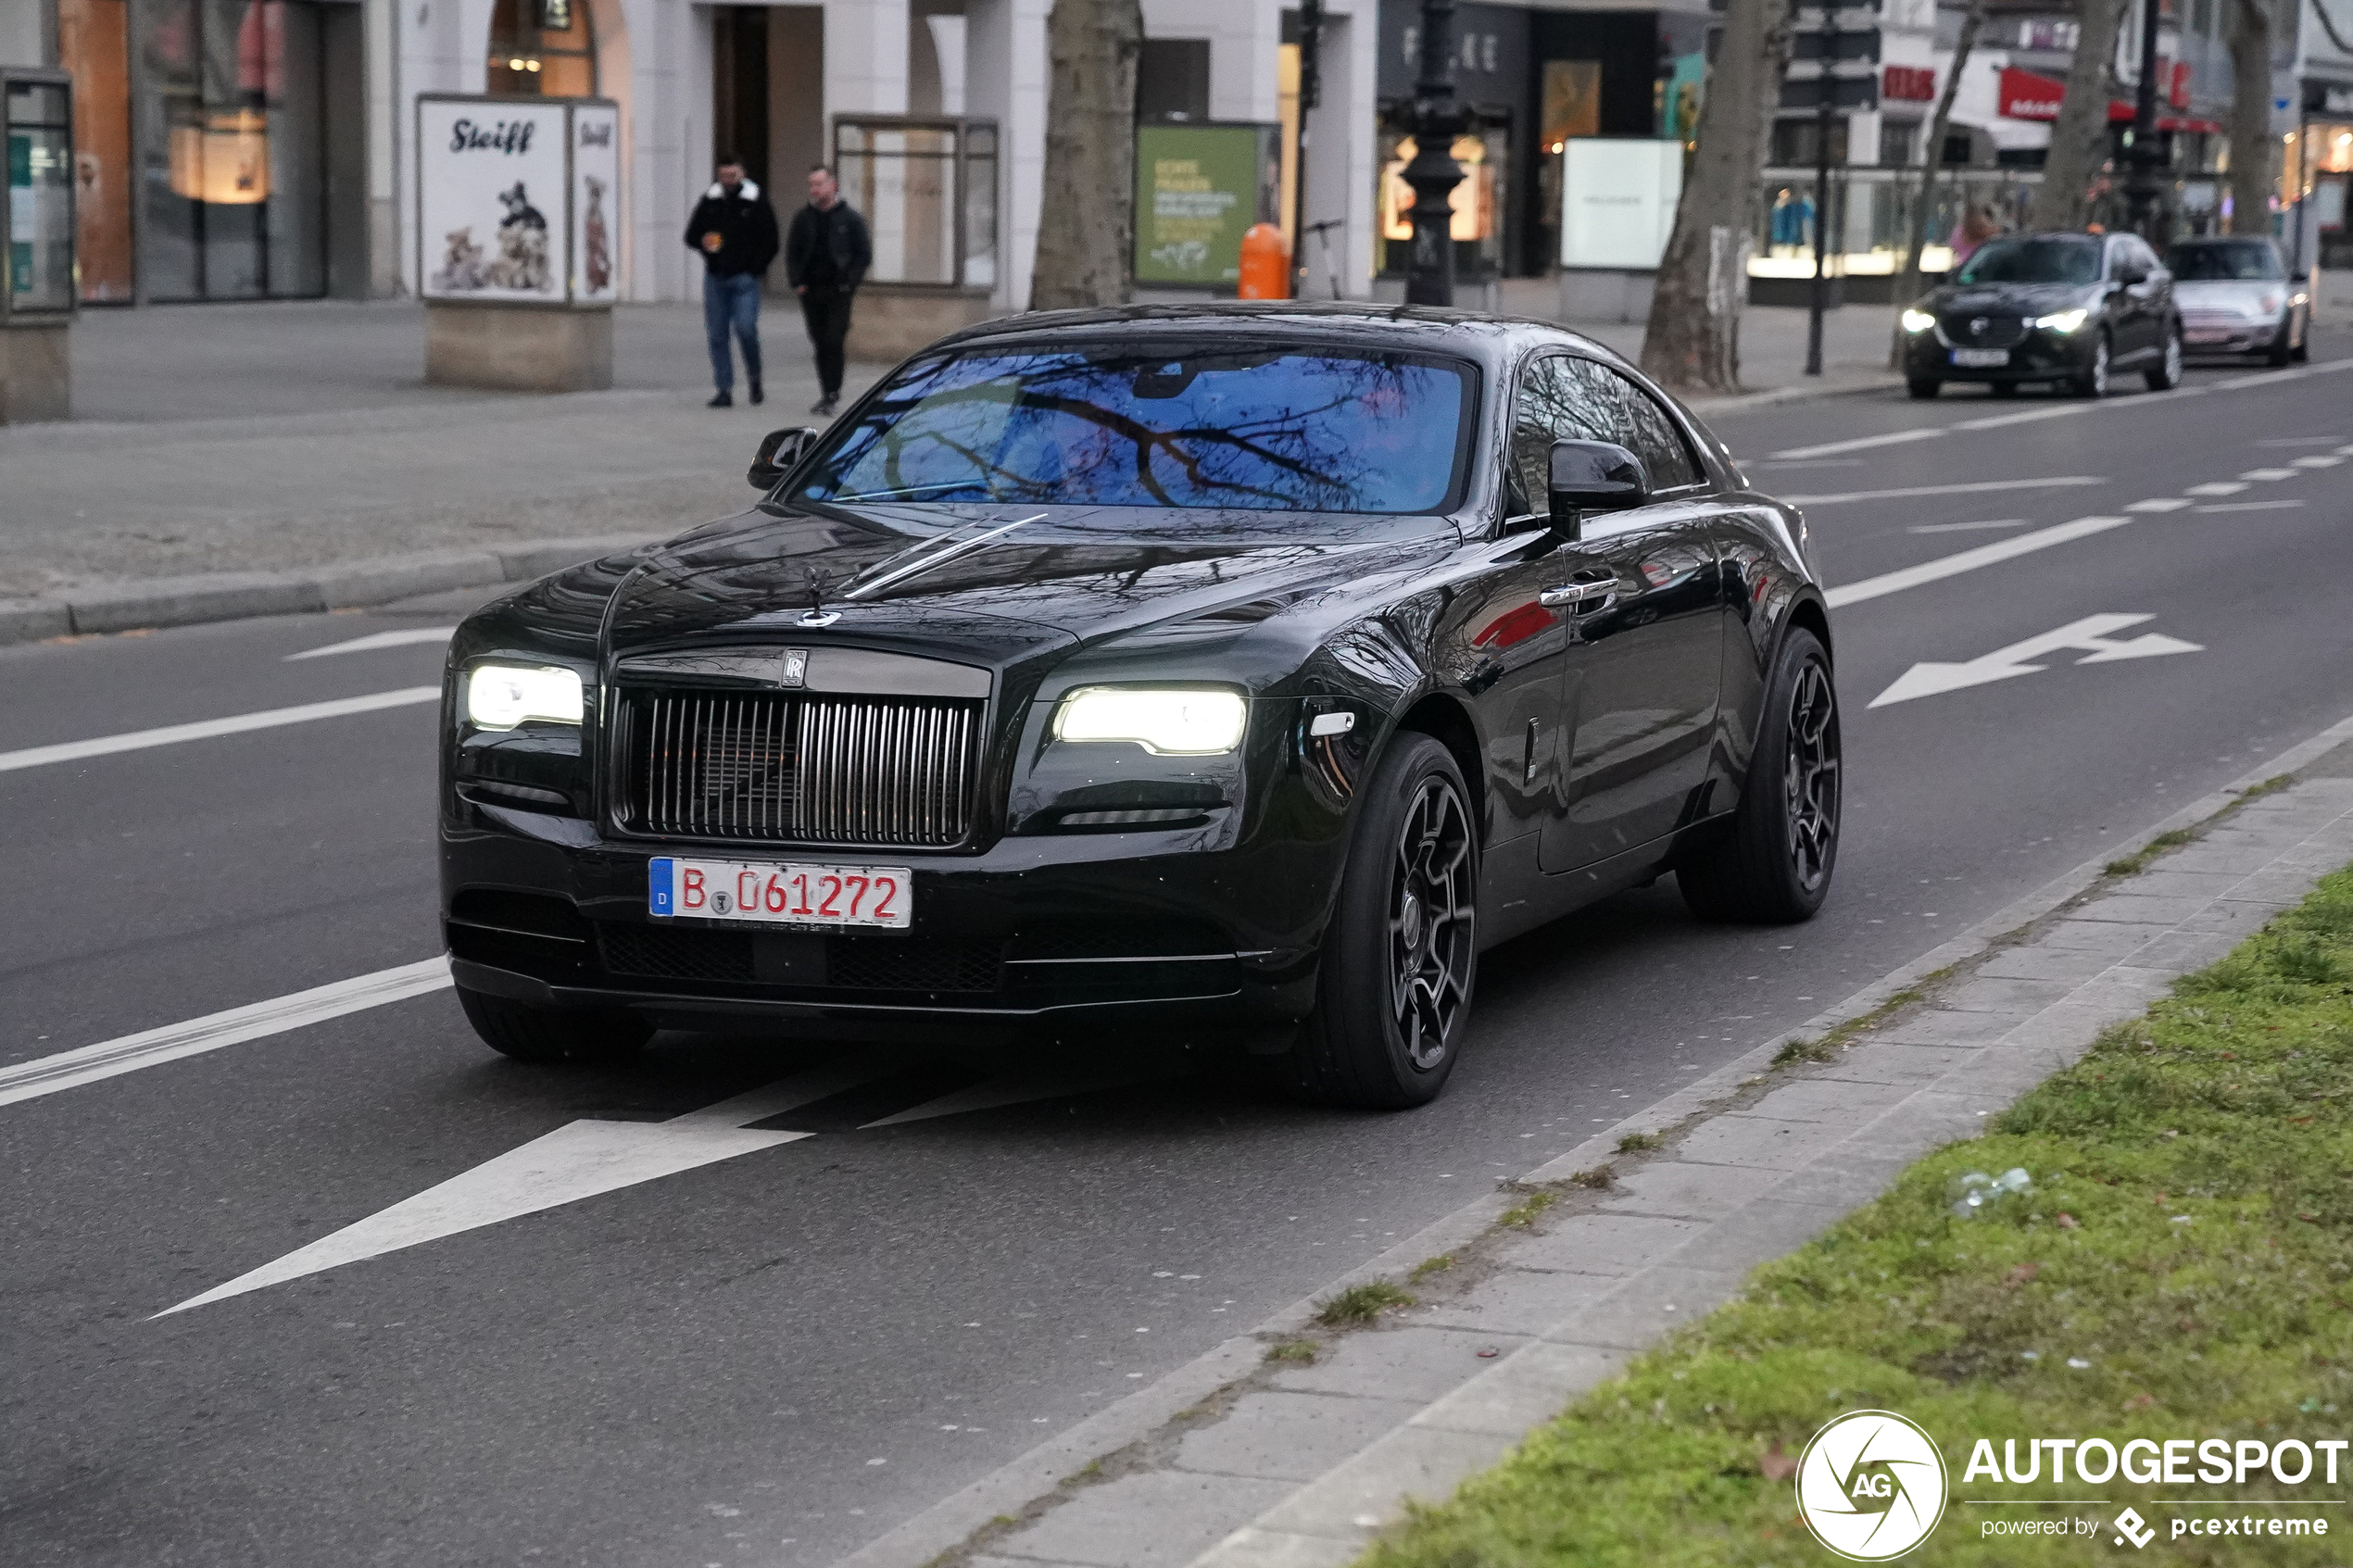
[1053,686,1247,756]
[1900,308,1936,333]
[2032,308,2088,333]
[466,662,585,730]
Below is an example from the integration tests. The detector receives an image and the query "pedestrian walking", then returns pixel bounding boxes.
[684,155,780,408]
[1947,203,2000,270]
[786,165,873,418]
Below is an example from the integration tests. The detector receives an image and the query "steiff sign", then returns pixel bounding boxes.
[417,95,619,306]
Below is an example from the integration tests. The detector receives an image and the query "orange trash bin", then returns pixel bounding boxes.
[1237,222,1291,300]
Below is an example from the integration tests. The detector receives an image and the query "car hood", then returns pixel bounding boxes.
[599,500,1452,670]
[1924,282,2100,317]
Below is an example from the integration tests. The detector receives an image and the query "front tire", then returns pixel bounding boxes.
[2267,320,2293,368]
[458,986,650,1063]
[2292,311,2310,363]
[1906,378,1942,399]
[2145,325,2183,391]
[2070,333,2111,397]
[1679,628,1841,924]
[1278,734,1478,1110]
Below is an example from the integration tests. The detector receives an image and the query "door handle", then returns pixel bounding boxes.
[1540,578,1617,611]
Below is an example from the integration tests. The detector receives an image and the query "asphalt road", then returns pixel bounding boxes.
[6,332,2353,1567]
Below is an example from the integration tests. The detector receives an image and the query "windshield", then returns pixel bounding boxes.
[795,345,1474,515]
[2167,241,2284,281]
[1956,237,2102,285]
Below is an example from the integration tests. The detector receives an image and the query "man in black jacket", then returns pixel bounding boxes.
[683,156,780,408]
[784,165,873,416]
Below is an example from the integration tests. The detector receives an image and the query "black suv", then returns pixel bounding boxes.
[1900,231,2183,399]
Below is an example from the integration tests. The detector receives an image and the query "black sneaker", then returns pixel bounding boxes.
[708,390,733,408]
[749,380,764,406]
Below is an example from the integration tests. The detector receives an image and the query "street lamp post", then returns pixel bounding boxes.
[2122,0,2168,241]
[1806,5,1838,376]
[1402,0,1466,307]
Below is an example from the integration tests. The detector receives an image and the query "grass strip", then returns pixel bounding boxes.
[1361,862,2353,1567]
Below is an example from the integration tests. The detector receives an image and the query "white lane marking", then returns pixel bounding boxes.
[1766,427,1946,460]
[2338,445,2353,456]
[1748,457,1867,469]
[1906,518,2029,534]
[2127,497,2194,512]
[1784,475,2104,506]
[2293,455,2344,468]
[0,959,452,1110]
[2239,468,2300,482]
[2184,482,2248,496]
[2259,435,2345,446]
[1952,404,2098,433]
[0,687,440,775]
[1869,614,2202,708]
[160,1047,1160,1314]
[2196,499,2306,513]
[284,627,457,660]
[1824,516,2132,609]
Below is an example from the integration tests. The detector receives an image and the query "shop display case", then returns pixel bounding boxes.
[2,68,74,422]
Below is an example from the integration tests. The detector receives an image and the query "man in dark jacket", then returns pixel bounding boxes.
[683,156,781,408]
[784,165,873,417]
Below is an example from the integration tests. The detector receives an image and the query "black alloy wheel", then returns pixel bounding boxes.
[2145,326,2183,391]
[1277,734,1479,1109]
[1679,627,1842,923]
[458,986,651,1063]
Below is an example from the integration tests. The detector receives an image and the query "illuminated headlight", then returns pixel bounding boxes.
[466,662,585,730]
[1900,308,1936,333]
[1053,686,1247,755]
[2031,308,2088,333]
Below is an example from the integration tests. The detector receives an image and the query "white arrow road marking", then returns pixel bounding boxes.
[0,686,440,774]
[1783,475,2104,506]
[1825,515,2132,608]
[284,627,457,660]
[1869,614,2203,709]
[0,959,453,1109]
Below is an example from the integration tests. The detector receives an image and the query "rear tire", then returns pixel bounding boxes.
[1906,378,1942,399]
[458,986,650,1063]
[1679,628,1841,924]
[2145,325,2183,391]
[1274,734,1478,1110]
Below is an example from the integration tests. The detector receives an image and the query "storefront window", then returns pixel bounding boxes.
[135,0,327,300]
[1377,130,1507,282]
[835,117,1000,290]
[58,0,133,303]
[6,80,76,314]
[488,0,597,98]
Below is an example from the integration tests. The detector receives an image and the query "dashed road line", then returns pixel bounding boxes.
[285,627,457,660]
[0,687,441,774]
[1825,515,2133,608]
[1786,475,2103,506]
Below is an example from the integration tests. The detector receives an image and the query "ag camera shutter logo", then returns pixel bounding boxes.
[1796,1410,1949,1560]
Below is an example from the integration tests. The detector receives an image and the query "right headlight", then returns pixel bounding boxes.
[1901,308,1936,333]
[465,662,585,730]
[1053,686,1248,756]
[2031,308,2088,333]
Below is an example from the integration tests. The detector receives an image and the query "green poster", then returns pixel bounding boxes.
[1134,124,1274,287]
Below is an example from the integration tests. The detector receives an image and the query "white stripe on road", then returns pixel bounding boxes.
[0,959,452,1110]
[0,686,440,774]
[1766,427,1948,460]
[1824,515,2133,609]
[285,627,456,660]
[1907,518,2029,534]
[2196,499,2306,514]
[1785,475,2104,506]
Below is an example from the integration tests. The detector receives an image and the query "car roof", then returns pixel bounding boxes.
[923,301,1635,381]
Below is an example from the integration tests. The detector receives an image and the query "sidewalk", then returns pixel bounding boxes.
[835,718,2353,1568]
[0,300,889,606]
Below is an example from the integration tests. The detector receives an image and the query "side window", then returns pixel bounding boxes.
[1509,354,1703,508]
[1591,365,1703,491]
[1507,356,1570,513]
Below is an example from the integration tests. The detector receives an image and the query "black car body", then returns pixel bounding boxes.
[438,305,1841,1107]
[1901,231,2183,398]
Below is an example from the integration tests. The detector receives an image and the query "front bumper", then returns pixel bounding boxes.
[440,800,1331,1034]
[1904,327,2096,383]
[2181,318,2284,356]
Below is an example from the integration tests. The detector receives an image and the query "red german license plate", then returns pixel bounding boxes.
[648,857,912,928]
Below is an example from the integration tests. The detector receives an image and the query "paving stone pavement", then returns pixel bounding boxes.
[833,721,2353,1568]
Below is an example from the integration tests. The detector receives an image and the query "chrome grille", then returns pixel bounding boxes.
[1943,313,2027,348]
[629,690,982,847]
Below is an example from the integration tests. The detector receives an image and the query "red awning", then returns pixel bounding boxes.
[1999,66,2065,119]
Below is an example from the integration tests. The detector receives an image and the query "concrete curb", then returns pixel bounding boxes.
[821,708,2353,1568]
[0,533,662,648]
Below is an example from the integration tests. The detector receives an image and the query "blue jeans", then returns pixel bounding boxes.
[703,272,763,392]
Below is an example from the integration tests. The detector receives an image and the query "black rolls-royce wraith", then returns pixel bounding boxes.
[440,304,1840,1109]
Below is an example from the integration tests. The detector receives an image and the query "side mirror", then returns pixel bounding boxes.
[1548,439,1649,536]
[749,427,818,490]
[2293,270,2311,284]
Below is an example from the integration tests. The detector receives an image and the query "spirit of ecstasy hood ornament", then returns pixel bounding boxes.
[797,566,840,628]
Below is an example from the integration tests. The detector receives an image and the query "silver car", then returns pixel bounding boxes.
[2167,236,2311,366]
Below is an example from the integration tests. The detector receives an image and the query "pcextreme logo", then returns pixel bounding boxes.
[1796,1410,1951,1561]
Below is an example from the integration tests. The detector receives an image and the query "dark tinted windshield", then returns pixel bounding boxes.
[796,345,1473,514]
[2167,240,2284,281]
[1956,237,2102,285]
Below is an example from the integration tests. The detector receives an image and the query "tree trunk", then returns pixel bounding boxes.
[2029,0,2125,231]
[1640,0,1794,395]
[2225,0,2275,235]
[1889,1,1983,366]
[1029,0,1143,310]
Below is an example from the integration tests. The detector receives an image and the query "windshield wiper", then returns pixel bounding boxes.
[827,481,996,502]
[844,513,1049,600]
